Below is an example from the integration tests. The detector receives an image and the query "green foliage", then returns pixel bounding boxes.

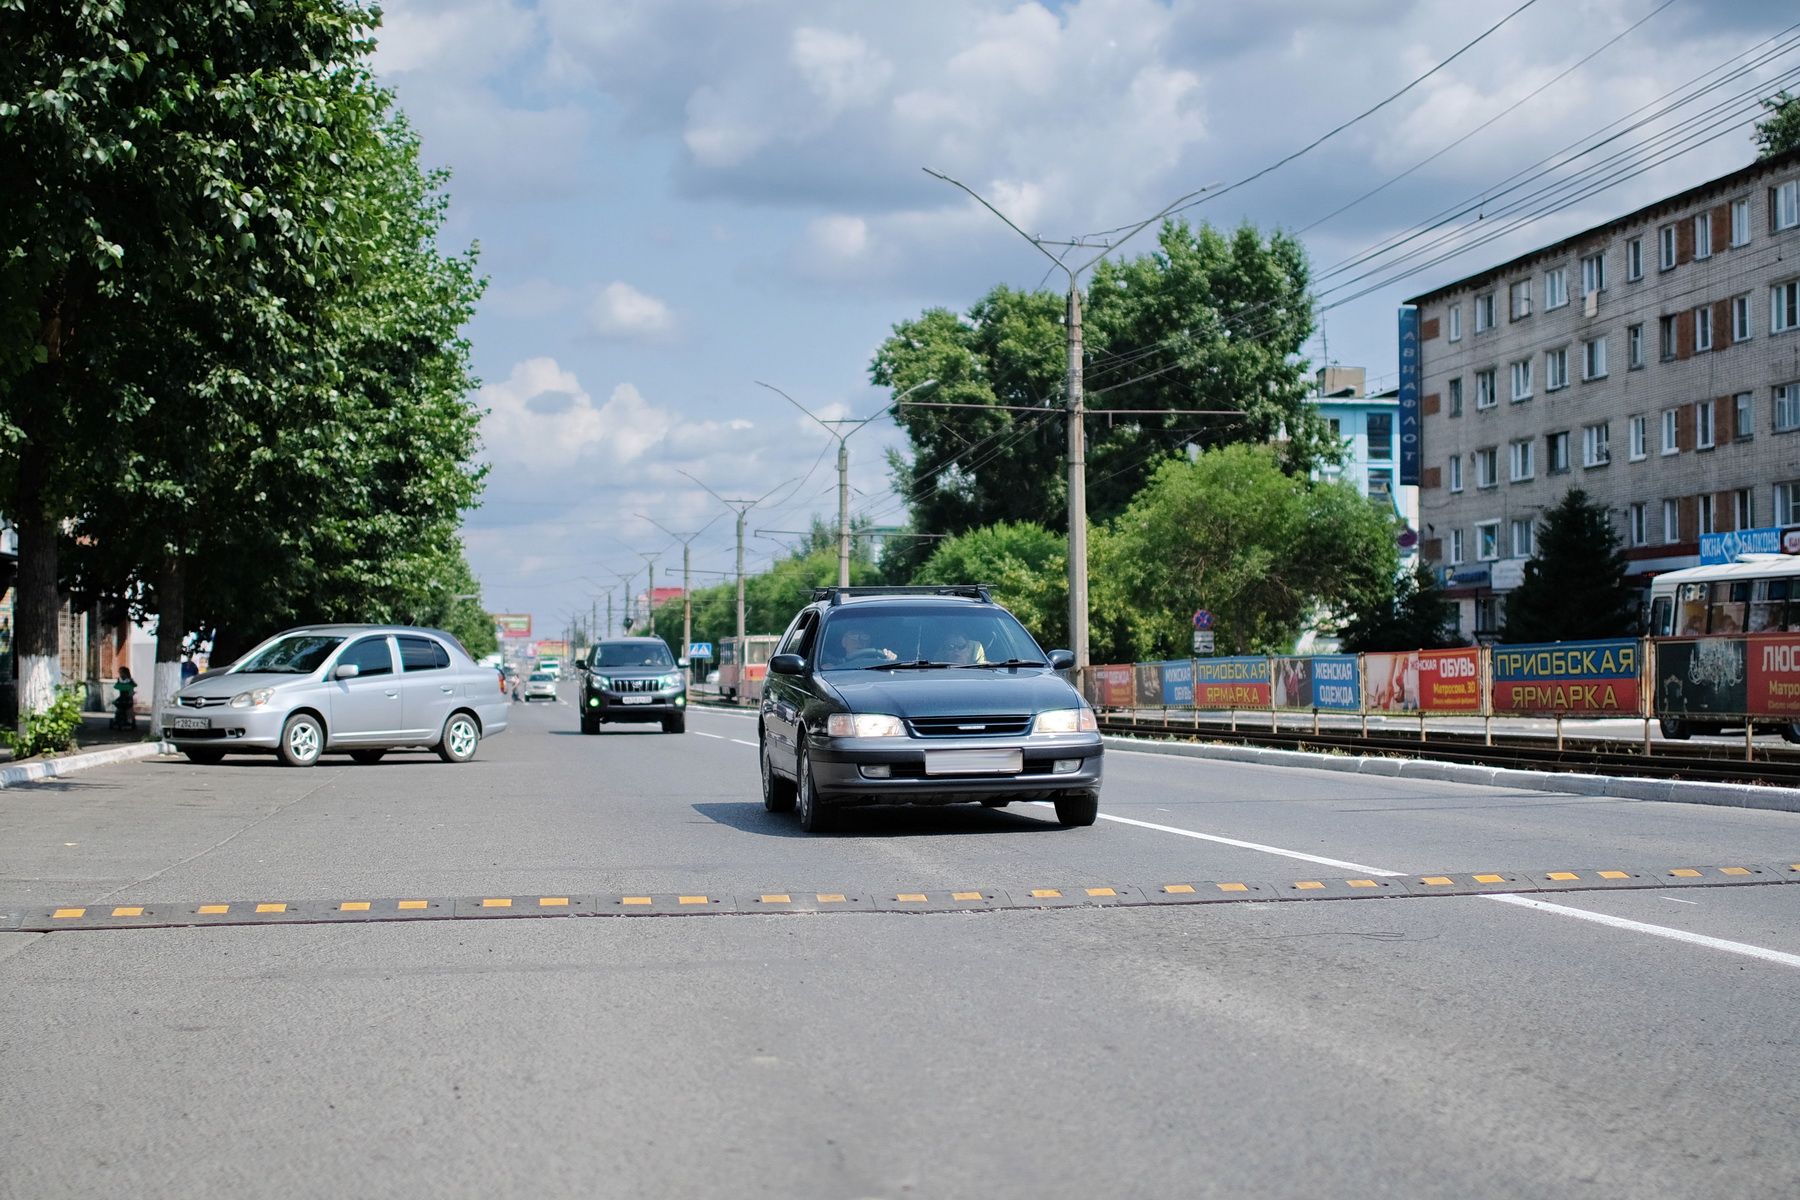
[1501,488,1637,643]
[1756,90,1800,159]
[1,686,84,758]
[651,548,884,649]
[913,521,1068,649]
[1092,444,1397,660]
[1339,561,1462,653]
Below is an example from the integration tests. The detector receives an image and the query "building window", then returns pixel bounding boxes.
[1475,292,1495,332]
[1658,224,1677,270]
[1626,236,1643,281]
[1776,481,1800,525]
[1776,180,1800,232]
[1663,498,1681,543]
[1734,392,1753,440]
[1774,280,1799,333]
[1582,336,1607,380]
[1510,279,1534,320]
[1661,409,1679,455]
[1450,529,1465,565]
[1510,359,1532,402]
[1545,347,1569,391]
[1475,447,1499,488]
[1628,323,1644,368]
[1775,382,1800,433]
[1366,412,1392,460]
[1368,470,1393,499]
[1696,398,1715,449]
[1475,368,1497,409]
[1628,414,1647,461]
[1510,518,1534,559]
[1583,422,1610,467]
[1448,456,1463,493]
[1695,305,1713,351]
[1629,503,1647,547]
[1732,294,1752,342]
[1580,253,1605,296]
[1509,438,1534,481]
[1543,270,1566,310]
[1731,198,1751,246]
[1693,213,1712,260]
[1447,304,1462,341]
[1477,521,1500,561]
[1699,493,1716,536]
[1327,417,1342,439]
[1733,488,1753,529]
[1447,376,1463,417]
[1660,313,1680,360]
[1545,430,1570,473]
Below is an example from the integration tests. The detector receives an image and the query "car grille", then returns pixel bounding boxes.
[613,678,667,693]
[177,696,231,709]
[907,714,1032,738]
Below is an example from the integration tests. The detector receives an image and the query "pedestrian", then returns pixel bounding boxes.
[111,667,138,731]
[180,657,198,685]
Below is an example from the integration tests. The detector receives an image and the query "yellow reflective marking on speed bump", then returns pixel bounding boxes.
[198,905,229,914]
[1547,872,1579,881]
[538,898,569,908]
[951,891,983,901]
[1721,867,1752,876]
[52,908,85,920]
[1671,869,1702,878]
[398,900,429,910]
[1217,883,1249,893]
[339,902,371,912]
[112,906,144,917]
[816,894,847,904]
[255,903,287,914]
[1473,875,1505,884]
[1347,880,1377,888]
[622,897,653,906]
[761,894,792,905]
[1420,877,1453,886]
[896,894,928,903]
[1598,871,1630,880]
[1031,889,1063,899]
[480,898,511,908]
[1295,882,1325,890]
[1085,888,1117,897]
[678,896,709,906]
[1162,885,1196,895]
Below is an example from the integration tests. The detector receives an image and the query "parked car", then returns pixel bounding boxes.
[524,671,558,701]
[758,586,1101,831]
[579,637,687,733]
[159,624,509,767]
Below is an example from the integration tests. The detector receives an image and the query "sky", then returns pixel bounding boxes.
[366,0,1794,644]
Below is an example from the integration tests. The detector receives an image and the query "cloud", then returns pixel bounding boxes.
[588,282,675,340]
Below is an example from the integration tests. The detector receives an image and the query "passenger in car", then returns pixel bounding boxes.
[939,630,987,665]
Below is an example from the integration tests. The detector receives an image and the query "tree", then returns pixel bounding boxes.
[869,219,1330,577]
[1500,488,1636,643]
[1756,90,1800,159]
[1092,444,1397,661]
[1339,562,1462,652]
[913,522,1068,650]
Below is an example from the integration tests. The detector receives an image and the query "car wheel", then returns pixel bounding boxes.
[1783,723,1800,746]
[436,712,480,763]
[1659,718,1691,741]
[580,712,598,734]
[761,733,795,813]
[183,748,226,765]
[794,736,831,832]
[662,714,686,734]
[278,713,324,767]
[348,750,386,765]
[1053,791,1099,827]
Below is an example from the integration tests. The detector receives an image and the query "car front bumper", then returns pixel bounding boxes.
[807,732,1102,804]
[159,706,288,749]
[585,690,687,721]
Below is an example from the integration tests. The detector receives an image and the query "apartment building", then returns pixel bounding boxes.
[1307,366,1420,552]
[1405,146,1800,638]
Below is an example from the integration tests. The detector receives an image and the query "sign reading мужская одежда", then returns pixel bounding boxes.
[1491,639,1641,716]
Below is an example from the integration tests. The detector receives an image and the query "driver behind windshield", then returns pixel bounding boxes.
[824,623,897,668]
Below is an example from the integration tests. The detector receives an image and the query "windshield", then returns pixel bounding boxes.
[815,607,1046,671]
[529,672,553,681]
[233,634,345,675]
[592,642,675,669]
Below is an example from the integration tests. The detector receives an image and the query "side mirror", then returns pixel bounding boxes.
[333,663,361,680]
[1047,649,1076,671]
[575,656,588,670]
[769,653,806,676]
[677,656,690,668]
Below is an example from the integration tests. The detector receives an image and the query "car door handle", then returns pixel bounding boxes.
[439,686,455,694]
[384,689,399,698]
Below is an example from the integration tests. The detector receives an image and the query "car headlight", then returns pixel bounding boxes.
[591,675,611,690]
[1032,707,1098,735]
[229,688,275,709]
[826,713,905,738]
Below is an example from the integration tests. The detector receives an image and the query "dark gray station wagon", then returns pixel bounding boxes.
[758,587,1102,832]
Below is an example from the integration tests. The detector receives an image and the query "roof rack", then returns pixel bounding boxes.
[810,585,993,606]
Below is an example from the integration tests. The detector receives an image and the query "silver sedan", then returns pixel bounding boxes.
[160,624,511,766]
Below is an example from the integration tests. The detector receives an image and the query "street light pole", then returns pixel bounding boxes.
[639,513,723,683]
[755,378,938,588]
[679,472,797,667]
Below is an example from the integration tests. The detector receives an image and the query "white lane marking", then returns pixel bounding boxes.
[692,731,725,740]
[1485,894,1800,970]
[1661,896,1699,905]
[1029,804,1401,877]
[729,738,757,748]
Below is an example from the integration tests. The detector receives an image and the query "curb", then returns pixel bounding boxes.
[1103,735,1800,815]
[0,741,175,789]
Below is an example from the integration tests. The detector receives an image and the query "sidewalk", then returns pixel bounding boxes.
[0,711,158,766]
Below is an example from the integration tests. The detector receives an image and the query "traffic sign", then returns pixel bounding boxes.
[1192,610,1213,631]
[688,642,714,660]
[1191,631,1215,655]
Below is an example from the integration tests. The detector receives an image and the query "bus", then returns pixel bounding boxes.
[717,634,780,704]
[1647,553,1800,741]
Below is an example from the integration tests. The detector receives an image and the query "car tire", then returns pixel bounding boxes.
[761,733,796,813]
[662,714,686,734]
[1783,723,1800,746]
[794,736,831,832]
[1053,791,1099,827]
[348,750,386,765]
[1659,718,1691,741]
[183,748,226,765]
[580,712,598,735]
[278,713,324,767]
[436,711,480,763]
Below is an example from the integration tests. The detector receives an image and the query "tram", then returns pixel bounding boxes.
[717,634,781,704]
[1646,553,1800,741]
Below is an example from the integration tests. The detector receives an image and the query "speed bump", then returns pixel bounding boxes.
[1273,877,1407,900]
[593,893,742,915]
[312,898,451,922]
[1652,865,1782,887]
[1007,884,1148,909]
[1397,872,1532,896]
[450,895,595,919]
[1149,880,1277,904]
[1527,868,1654,890]
[178,899,312,924]
[870,889,1006,912]
[744,891,877,912]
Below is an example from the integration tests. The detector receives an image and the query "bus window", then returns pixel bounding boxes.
[1675,583,1708,636]
[1748,579,1787,633]
[1650,595,1673,638]
[1707,581,1749,634]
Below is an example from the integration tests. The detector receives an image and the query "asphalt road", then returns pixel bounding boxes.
[3,683,1798,1199]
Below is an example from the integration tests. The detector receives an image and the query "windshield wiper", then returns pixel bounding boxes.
[952,658,1046,669]
[863,659,954,671]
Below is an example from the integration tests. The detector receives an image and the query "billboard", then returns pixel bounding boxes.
[1365,648,1481,713]
[1491,639,1642,716]
[1397,306,1421,486]
[1093,665,1135,708]
[1272,657,1313,711]
[494,613,532,639]
[1192,657,1271,709]
[1747,634,1800,719]
[534,639,569,659]
[1134,662,1163,707]
[1310,655,1362,711]
[1655,638,1746,719]
[1159,660,1194,706]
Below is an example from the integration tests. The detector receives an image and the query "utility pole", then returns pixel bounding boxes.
[639,513,722,683]
[755,379,938,588]
[636,551,662,638]
[679,472,797,664]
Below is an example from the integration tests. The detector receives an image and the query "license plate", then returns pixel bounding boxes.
[619,695,654,705]
[924,748,1022,776]
[172,717,210,730]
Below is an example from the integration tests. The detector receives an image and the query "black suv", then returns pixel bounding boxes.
[758,586,1102,831]
[579,637,688,734]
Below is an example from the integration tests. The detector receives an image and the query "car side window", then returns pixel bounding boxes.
[338,636,395,678]
[397,635,450,672]
[776,610,811,657]
[790,612,819,660]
